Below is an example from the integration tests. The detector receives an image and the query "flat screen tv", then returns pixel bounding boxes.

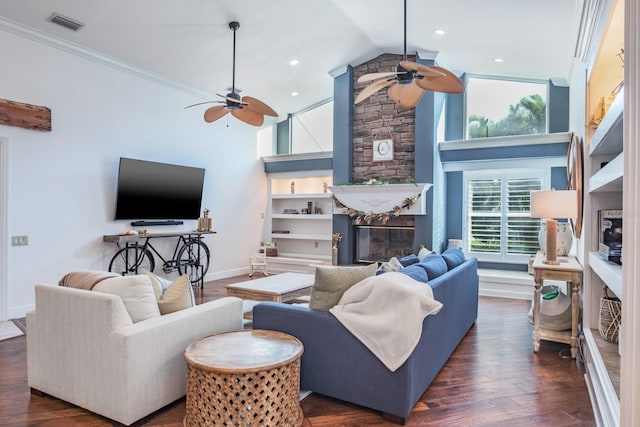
[114,157,205,220]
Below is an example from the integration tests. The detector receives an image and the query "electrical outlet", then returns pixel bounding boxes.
[11,235,28,246]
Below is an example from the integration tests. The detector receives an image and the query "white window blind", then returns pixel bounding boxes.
[465,170,546,263]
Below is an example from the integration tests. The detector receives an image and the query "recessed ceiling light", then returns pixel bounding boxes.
[289,59,300,66]
[434,29,446,36]
[291,91,299,97]
[494,58,504,63]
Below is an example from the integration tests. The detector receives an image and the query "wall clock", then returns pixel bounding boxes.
[567,132,583,238]
[373,139,394,161]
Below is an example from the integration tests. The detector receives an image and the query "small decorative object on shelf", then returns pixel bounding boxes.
[323,182,328,193]
[598,209,623,265]
[599,285,621,344]
[264,242,278,257]
[197,208,212,232]
[332,233,342,266]
[291,180,295,194]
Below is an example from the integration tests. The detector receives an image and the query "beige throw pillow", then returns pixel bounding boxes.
[309,263,378,310]
[93,275,161,323]
[157,275,195,315]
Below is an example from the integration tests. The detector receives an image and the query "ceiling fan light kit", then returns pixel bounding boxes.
[185,21,277,126]
[355,0,464,108]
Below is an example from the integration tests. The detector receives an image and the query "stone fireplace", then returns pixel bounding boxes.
[331,52,440,264]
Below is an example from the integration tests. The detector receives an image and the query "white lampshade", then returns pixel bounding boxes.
[530,190,578,264]
[530,190,578,219]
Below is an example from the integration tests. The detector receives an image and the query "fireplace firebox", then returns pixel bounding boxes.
[356,226,415,263]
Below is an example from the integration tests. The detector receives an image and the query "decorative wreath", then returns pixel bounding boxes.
[331,194,421,225]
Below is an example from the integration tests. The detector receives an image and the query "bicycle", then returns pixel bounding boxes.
[108,233,211,287]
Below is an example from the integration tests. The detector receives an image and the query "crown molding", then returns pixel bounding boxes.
[0,16,212,100]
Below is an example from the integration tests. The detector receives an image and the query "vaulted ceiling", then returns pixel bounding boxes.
[0,0,583,120]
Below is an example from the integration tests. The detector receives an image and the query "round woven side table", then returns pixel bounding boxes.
[184,329,304,426]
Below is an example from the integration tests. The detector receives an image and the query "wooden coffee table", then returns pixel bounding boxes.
[225,272,314,303]
[184,330,304,427]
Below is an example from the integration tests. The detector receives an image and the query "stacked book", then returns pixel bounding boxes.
[598,209,622,265]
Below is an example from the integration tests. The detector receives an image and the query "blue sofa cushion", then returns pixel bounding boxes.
[397,264,428,283]
[418,254,448,280]
[398,254,420,267]
[442,248,466,270]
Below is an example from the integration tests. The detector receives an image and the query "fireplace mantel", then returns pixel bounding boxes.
[328,183,432,215]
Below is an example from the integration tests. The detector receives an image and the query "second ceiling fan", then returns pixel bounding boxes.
[355,0,464,108]
[186,21,277,126]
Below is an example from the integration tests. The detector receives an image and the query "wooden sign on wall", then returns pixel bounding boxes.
[0,98,51,131]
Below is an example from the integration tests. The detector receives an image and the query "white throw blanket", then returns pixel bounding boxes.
[329,272,443,372]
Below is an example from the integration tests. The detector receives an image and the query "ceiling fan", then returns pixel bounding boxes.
[354,0,464,108]
[185,21,277,126]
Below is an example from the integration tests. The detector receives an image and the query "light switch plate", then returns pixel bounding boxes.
[11,235,28,246]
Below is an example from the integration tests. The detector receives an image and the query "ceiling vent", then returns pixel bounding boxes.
[48,13,84,32]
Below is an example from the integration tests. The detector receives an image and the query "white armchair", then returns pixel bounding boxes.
[27,284,243,426]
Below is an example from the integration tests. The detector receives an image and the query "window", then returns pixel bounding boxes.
[291,100,333,154]
[466,77,547,139]
[464,170,547,263]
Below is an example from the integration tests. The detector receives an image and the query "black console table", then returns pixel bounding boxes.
[103,231,216,288]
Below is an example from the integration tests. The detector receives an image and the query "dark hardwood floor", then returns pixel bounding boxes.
[0,275,595,426]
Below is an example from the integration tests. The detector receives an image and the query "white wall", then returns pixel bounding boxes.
[0,28,268,319]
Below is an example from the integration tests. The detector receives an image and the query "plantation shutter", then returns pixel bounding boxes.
[468,178,502,253]
[465,170,545,262]
[506,177,542,254]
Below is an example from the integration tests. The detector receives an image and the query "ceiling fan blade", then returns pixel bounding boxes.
[204,105,230,123]
[242,96,278,117]
[355,78,396,104]
[358,71,405,83]
[399,61,446,78]
[232,108,264,126]
[184,100,223,109]
[387,80,425,108]
[415,66,465,94]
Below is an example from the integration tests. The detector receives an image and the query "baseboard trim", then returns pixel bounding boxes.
[478,268,533,300]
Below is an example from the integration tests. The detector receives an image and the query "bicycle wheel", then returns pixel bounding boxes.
[109,245,155,276]
[177,240,210,286]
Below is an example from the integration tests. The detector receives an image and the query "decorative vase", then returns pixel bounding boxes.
[538,222,573,256]
[332,246,338,266]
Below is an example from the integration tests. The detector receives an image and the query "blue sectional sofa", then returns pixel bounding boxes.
[253,252,479,424]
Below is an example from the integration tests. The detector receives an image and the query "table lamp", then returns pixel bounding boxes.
[530,190,578,264]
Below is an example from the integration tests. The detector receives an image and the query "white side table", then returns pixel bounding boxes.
[532,252,583,358]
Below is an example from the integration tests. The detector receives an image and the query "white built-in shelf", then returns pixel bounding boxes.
[271,233,331,241]
[272,214,332,220]
[589,251,623,299]
[590,90,624,157]
[272,253,332,261]
[272,193,330,199]
[589,152,623,192]
[583,328,620,426]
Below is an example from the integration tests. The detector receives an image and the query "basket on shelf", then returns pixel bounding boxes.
[598,285,621,344]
